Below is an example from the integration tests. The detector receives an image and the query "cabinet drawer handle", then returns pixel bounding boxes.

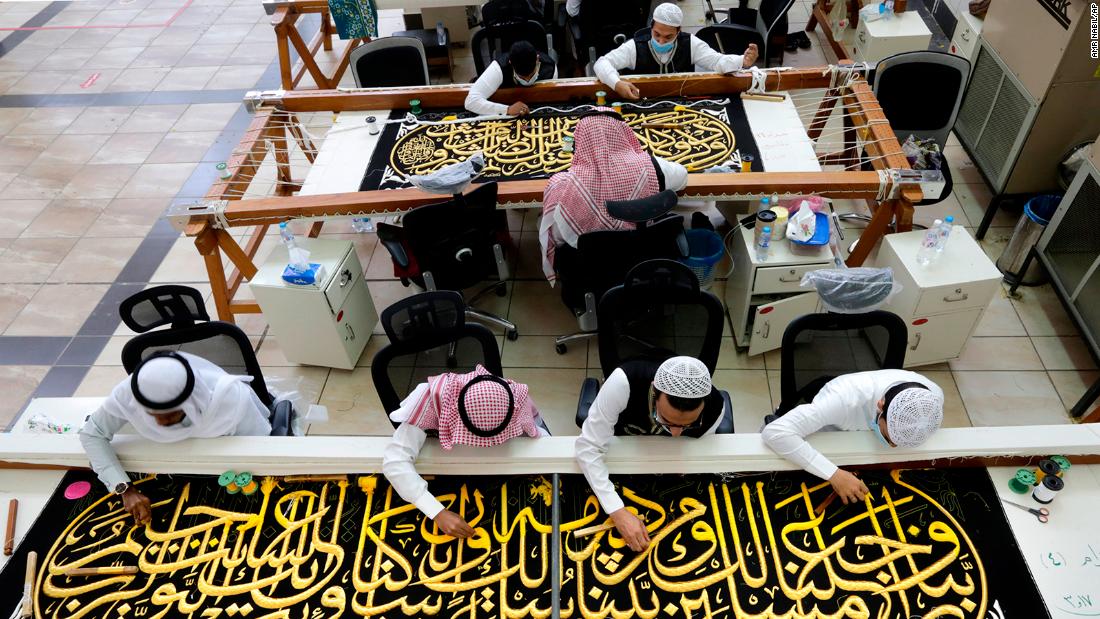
[909,333,922,351]
[960,29,971,41]
[760,321,770,339]
[778,275,801,283]
[942,292,969,303]
[858,31,866,44]
[345,324,356,341]
[339,269,352,287]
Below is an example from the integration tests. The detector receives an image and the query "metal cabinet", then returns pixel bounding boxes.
[250,238,378,370]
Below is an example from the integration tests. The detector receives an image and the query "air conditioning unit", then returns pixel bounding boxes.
[955,0,1100,196]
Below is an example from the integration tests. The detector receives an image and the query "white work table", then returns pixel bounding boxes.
[298,89,821,199]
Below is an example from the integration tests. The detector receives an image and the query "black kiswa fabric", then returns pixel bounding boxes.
[360,97,764,192]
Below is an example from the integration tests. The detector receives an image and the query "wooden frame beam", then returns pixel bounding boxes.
[270,0,362,91]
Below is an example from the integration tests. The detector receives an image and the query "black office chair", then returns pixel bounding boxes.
[552,190,688,354]
[471,20,557,75]
[696,23,765,61]
[567,0,649,73]
[769,311,908,421]
[371,291,503,427]
[574,260,734,433]
[118,285,294,436]
[705,0,795,66]
[376,182,518,345]
[349,36,430,87]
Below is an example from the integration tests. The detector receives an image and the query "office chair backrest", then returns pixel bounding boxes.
[350,36,430,88]
[578,0,648,56]
[471,20,550,75]
[758,0,796,32]
[399,182,506,292]
[696,24,765,56]
[119,285,274,408]
[371,291,504,422]
[874,51,971,148]
[481,0,542,25]
[776,311,908,415]
[596,259,724,378]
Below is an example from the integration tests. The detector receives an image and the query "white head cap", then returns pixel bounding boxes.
[653,356,711,399]
[652,3,683,27]
[886,388,944,447]
[135,356,190,412]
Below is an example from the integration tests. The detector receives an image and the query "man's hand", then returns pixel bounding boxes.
[614,80,641,101]
[742,43,759,67]
[433,509,475,538]
[829,470,869,505]
[121,488,152,525]
[507,102,530,116]
[610,508,650,552]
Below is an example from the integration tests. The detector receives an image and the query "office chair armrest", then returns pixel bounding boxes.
[546,33,558,63]
[270,399,294,436]
[377,223,410,269]
[493,243,511,281]
[575,377,600,428]
[716,389,735,434]
[676,231,690,258]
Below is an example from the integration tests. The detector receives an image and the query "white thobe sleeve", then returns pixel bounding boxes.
[575,369,632,514]
[79,408,131,492]
[593,40,638,91]
[760,388,853,481]
[566,0,582,17]
[655,156,689,191]
[465,61,510,116]
[383,423,446,519]
[690,35,745,74]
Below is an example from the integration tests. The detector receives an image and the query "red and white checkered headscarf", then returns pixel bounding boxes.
[405,365,539,449]
[539,109,661,283]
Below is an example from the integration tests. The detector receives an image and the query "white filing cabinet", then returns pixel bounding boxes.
[725,228,834,356]
[250,238,377,370]
[853,11,933,65]
[874,226,1001,367]
[948,11,983,64]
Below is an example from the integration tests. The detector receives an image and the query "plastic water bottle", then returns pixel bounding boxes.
[756,226,771,261]
[436,21,446,47]
[915,219,942,266]
[351,217,374,233]
[279,221,296,249]
[934,215,954,256]
[758,196,771,213]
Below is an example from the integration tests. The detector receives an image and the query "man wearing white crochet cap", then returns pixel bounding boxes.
[762,369,945,505]
[576,355,725,552]
[594,2,759,101]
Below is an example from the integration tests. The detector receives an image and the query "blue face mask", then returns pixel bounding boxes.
[650,38,675,54]
[869,412,892,447]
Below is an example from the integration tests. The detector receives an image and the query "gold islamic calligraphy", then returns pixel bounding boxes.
[388,109,736,182]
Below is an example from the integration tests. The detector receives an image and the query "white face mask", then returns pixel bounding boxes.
[514,59,540,86]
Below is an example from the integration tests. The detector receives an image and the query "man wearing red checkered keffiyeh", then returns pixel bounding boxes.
[382,365,548,537]
[538,109,687,284]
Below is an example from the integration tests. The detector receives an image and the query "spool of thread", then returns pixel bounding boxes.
[562,136,574,153]
[218,470,240,494]
[409,99,422,115]
[1035,459,1061,484]
[595,90,606,105]
[740,154,754,173]
[770,206,788,240]
[235,472,258,496]
[1050,455,1070,475]
[611,103,623,115]
[1008,468,1036,494]
[754,209,777,247]
[216,163,231,180]
[366,115,379,135]
[1033,474,1064,504]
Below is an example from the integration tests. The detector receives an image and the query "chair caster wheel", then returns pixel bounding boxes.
[555,343,567,354]
[495,283,507,297]
[506,329,519,341]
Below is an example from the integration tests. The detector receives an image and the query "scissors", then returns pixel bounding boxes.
[1000,497,1049,523]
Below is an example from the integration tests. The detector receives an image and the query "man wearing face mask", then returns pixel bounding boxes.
[594,3,759,101]
[465,40,558,117]
[761,370,945,505]
[576,356,725,552]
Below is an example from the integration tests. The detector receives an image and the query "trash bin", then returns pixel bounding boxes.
[996,194,1061,286]
[680,229,726,289]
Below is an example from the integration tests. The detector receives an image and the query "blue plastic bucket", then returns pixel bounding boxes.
[1024,194,1060,226]
[680,229,725,288]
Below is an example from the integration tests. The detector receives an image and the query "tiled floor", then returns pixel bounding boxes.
[0,0,1096,436]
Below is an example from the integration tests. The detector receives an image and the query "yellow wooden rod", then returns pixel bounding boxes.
[64,566,138,577]
[573,522,616,538]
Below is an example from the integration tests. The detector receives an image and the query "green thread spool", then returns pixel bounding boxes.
[216,162,231,180]
[235,472,258,496]
[1008,468,1035,494]
[1051,455,1070,474]
[409,99,422,115]
[218,471,236,487]
[562,136,574,153]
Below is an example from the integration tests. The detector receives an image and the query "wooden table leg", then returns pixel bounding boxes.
[846,198,896,267]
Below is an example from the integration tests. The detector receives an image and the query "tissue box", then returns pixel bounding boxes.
[281,263,327,286]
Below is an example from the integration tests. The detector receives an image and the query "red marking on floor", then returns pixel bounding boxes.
[80,72,101,89]
[0,0,193,31]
